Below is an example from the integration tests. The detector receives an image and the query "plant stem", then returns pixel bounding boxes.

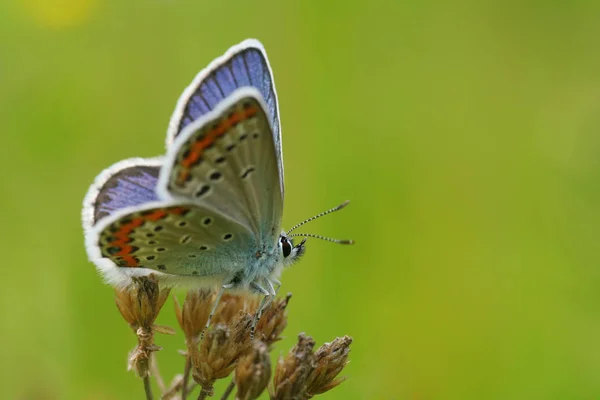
[182,356,192,400]
[220,380,235,400]
[197,388,209,400]
[143,375,154,400]
[151,353,166,393]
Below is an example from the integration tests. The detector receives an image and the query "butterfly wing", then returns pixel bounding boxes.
[158,88,284,245]
[166,39,284,199]
[82,157,163,232]
[83,41,286,287]
[85,201,256,287]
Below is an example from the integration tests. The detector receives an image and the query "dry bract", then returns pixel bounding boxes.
[271,333,316,400]
[305,335,353,397]
[254,293,292,348]
[270,333,353,400]
[235,340,271,400]
[174,288,215,341]
[192,313,253,393]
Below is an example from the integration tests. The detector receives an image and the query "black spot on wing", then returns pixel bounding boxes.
[241,167,255,179]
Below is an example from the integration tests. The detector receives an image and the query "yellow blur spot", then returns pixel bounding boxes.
[19,0,99,29]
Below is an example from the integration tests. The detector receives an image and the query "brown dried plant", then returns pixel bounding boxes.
[114,277,352,400]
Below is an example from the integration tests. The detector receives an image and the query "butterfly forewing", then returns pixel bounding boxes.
[160,89,283,242]
[93,165,160,224]
[166,39,284,200]
[96,203,255,278]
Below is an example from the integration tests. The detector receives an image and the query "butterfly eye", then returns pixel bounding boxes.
[281,237,292,258]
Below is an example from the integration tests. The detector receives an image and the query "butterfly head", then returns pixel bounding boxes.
[279,233,306,267]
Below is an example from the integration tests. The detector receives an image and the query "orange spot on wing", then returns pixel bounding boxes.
[177,106,258,184]
[176,170,190,185]
[105,207,189,267]
[145,210,167,221]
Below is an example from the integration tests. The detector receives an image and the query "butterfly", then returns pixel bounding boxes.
[82,39,352,334]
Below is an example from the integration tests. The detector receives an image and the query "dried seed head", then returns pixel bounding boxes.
[235,340,271,400]
[305,335,353,397]
[270,333,353,399]
[114,275,171,378]
[270,333,316,400]
[191,311,253,393]
[255,293,291,348]
[115,275,171,331]
[212,292,259,326]
[174,288,215,343]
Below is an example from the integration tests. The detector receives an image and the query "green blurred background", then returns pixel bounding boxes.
[2,0,600,398]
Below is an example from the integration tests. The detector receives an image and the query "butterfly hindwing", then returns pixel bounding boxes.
[91,202,255,281]
[158,88,283,243]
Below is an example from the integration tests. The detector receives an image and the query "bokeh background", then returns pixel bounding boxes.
[2,0,600,399]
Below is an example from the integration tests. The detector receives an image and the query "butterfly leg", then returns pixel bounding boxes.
[249,281,272,339]
[250,279,279,339]
[258,278,279,318]
[200,283,233,340]
[270,277,282,289]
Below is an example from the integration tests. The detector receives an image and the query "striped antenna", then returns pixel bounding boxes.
[288,233,354,245]
[287,200,350,235]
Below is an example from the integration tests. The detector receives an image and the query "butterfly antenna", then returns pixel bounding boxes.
[288,233,354,245]
[287,200,351,235]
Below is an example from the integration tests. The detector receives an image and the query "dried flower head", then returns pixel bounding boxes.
[114,275,172,378]
[174,288,215,340]
[270,332,353,400]
[305,335,353,397]
[254,293,292,348]
[212,292,259,325]
[190,296,254,395]
[234,340,271,400]
[270,333,316,400]
[115,275,171,331]
[111,284,353,400]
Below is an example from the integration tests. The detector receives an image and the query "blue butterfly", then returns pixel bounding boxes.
[82,39,352,333]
